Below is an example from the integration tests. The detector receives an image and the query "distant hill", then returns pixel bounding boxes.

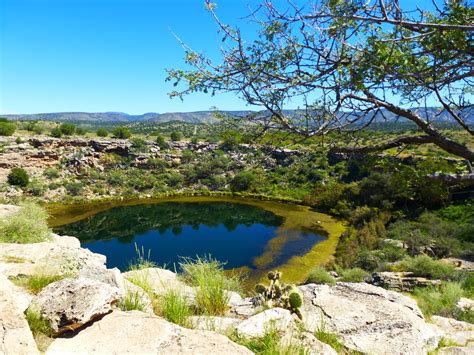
[2,111,253,123]
[2,108,472,125]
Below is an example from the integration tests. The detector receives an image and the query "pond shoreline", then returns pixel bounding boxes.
[48,194,347,285]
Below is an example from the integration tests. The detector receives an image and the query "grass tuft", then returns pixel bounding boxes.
[314,322,346,353]
[127,243,157,271]
[180,255,241,316]
[12,273,65,294]
[0,202,51,243]
[156,288,192,327]
[304,266,336,285]
[25,308,53,352]
[119,291,147,312]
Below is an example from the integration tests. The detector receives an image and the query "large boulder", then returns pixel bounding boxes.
[236,308,296,338]
[430,316,474,347]
[299,282,443,354]
[370,271,441,292]
[28,278,121,334]
[45,311,252,354]
[123,268,196,300]
[0,274,39,355]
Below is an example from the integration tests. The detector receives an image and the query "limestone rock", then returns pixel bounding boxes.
[281,332,337,355]
[457,297,474,311]
[189,316,242,333]
[299,282,443,354]
[123,267,195,300]
[0,274,39,355]
[431,316,474,346]
[439,343,474,355]
[0,204,20,219]
[370,271,441,292]
[45,311,252,354]
[236,308,297,338]
[28,277,121,334]
[228,296,262,318]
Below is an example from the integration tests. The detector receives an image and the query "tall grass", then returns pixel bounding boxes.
[156,289,192,327]
[180,256,241,316]
[314,321,345,353]
[25,308,53,352]
[0,202,51,243]
[127,243,157,271]
[395,255,457,280]
[119,291,147,312]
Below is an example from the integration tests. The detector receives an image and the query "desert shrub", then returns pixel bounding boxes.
[75,127,87,135]
[28,179,46,196]
[130,137,148,153]
[231,170,256,192]
[339,268,369,282]
[0,121,16,136]
[166,172,184,187]
[413,282,465,319]
[112,126,132,139]
[0,202,51,243]
[395,255,457,280]
[170,131,182,141]
[181,150,195,163]
[7,167,29,187]
[50,127,62,138]
[59,123,76,135]
[16,137,22,144]
[180,256,241,316]
[461,273,474,298]
[96,128,108,137]
[304,266,336,285]
[220,130,241,150]
[157,289,192,327]
[64,181,84,196]
[43,168,60,179]
[155,134,169,149]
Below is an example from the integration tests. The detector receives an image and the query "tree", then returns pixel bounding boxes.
[50,127,63,138]
[97,128,108,137]
[170,131,183,141]
[0,121,16,136]
[8,168,29,187]
[112,126,132,139]
[168,0,473,180]
[59,123,76,135]
[156,133,169,149]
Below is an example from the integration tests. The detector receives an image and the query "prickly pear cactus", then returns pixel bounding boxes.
[254,270,303,319]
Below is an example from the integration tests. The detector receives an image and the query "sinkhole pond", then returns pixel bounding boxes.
[49,197,345,284]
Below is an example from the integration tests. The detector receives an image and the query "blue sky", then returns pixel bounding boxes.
[1,0,438,114]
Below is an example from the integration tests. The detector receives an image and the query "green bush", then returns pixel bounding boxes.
[304,266,336,285]
[64,181,84,196]
[43,168,60,179]
[231,170,256,192]
[75,127,87,135]
[0,121,16,136]
[155,134,169,149]
[130,137,148,153]
[339,268,369,282]
[112,126,132,139]
[0,202,51,243]
[28,179,46,196]
[50,127,62,138]
[180,256,241,316]
[59,123,76,135]
[96,128,108,137]
[7,168,29,187]
[170,131,182,141]
[396,255,457,280]
[413,282,464,319]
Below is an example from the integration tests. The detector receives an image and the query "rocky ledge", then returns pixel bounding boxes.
[0,205,473,354]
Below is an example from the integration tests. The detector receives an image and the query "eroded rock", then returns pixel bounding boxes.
[0,274,39,355]
[45,311,252,354]
[28,278,121,334]
[236,308,297,338]
[299,282,443,354]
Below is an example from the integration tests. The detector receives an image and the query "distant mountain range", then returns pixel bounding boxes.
[2,111,253,123]
[2,108,472,125]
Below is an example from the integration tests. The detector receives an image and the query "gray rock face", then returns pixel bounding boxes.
[431,316,474,347]
[236,308,297,338]
[370,271,441,292]
[45,311,253,355]
[0,274,39,355]
[28,278,121,334]
[299,282,443,354]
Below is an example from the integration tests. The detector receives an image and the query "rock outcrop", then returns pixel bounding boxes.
[299,282,443,354]
[0,274,39,355]
[370,271,442,291]
[45,311,252,355]
[28,278,122,334]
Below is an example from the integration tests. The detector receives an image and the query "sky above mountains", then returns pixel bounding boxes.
[1,0,438,115]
